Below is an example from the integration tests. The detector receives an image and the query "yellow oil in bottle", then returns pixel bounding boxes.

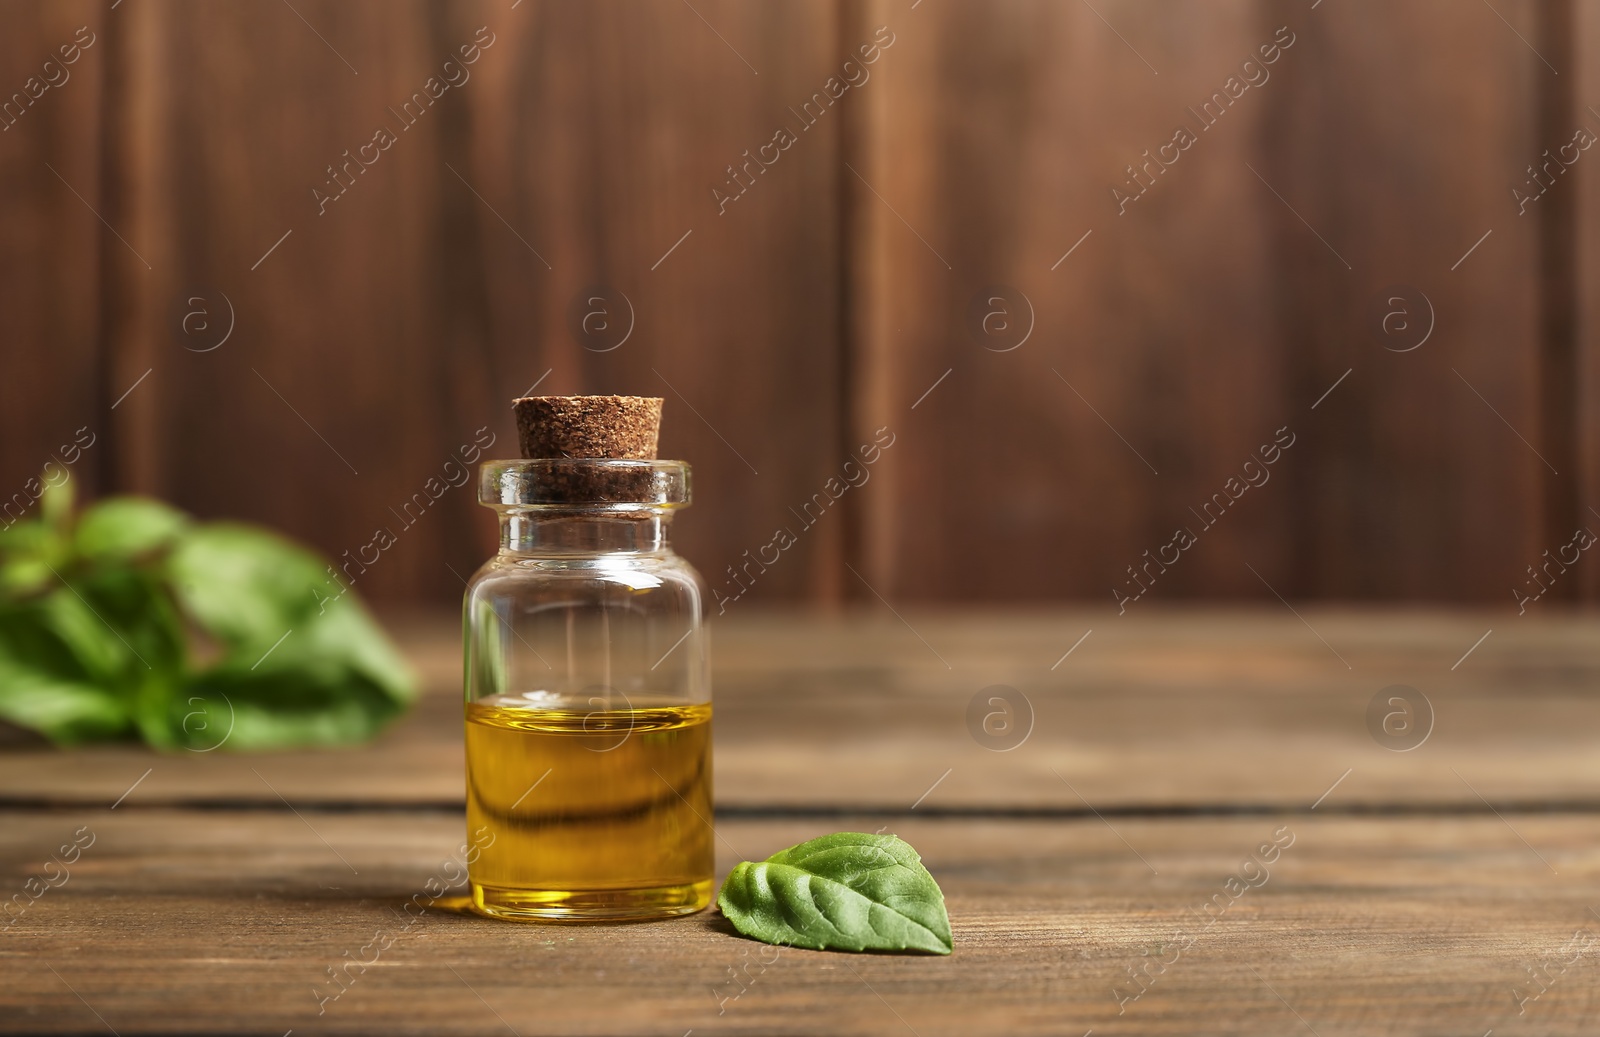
[464,695,714,920]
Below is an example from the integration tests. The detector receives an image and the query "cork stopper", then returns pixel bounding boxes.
[513,395,662,460]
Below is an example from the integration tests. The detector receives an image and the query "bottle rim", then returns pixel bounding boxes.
[478,458,691,509]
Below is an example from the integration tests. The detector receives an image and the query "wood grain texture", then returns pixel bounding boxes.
[0,1,108,519]
[4,810,1598,1035]
[91,0,847,605]
[1,0,1594,604]
[1267,0,1548,601]
[446,0,851,604]
[1576,0,1600,601]
[2,610,1597,812]
[1533,0,1581,588]
[105,0,465,597]
[852,0,1294,604]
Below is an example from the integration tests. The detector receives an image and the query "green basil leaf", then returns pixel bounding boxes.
[0,662,128,744]
[73,567,187,677]
[76,497,189,561]
[0,512,65,597]
[0,594,140,744]
[716,832,953,955]
[143,666,401,752]
[0,555,53,597]
[167,522,413,698]
[165,523,329,646]
[163,521,415,748]
[34,588,129,683]
[287,592,415,707]
[0,514,51,557]
[0,585,148,691]
[0,497,415,752]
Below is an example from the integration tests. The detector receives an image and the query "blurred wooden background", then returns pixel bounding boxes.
[1,0,1596,606]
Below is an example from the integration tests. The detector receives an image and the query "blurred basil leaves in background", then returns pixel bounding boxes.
[0,478,415,750]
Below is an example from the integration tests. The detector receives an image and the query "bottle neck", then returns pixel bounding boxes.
[500,509,671,555]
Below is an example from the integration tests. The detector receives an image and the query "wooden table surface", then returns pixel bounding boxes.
[4,608,1598,1035]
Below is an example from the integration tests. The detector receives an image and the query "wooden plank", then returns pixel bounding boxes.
[104,0,452,598]
[1267,0,1548,600]
[2,610,1597,811]
[846,0,1554,605]
[451,0,851,604]
[1532,0,1581,590]
[848,0,1293,602]
[0,1,109,517]
[3,809,1598,1034]
[2,0,1578,607]
[93,0,847,605]
[1575,0,1600,602]
[1,2,1582,609]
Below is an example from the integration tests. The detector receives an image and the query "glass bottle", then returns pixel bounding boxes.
[462,458,712,920]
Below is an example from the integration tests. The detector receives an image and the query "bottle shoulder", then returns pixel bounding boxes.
[465,551,706,612]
